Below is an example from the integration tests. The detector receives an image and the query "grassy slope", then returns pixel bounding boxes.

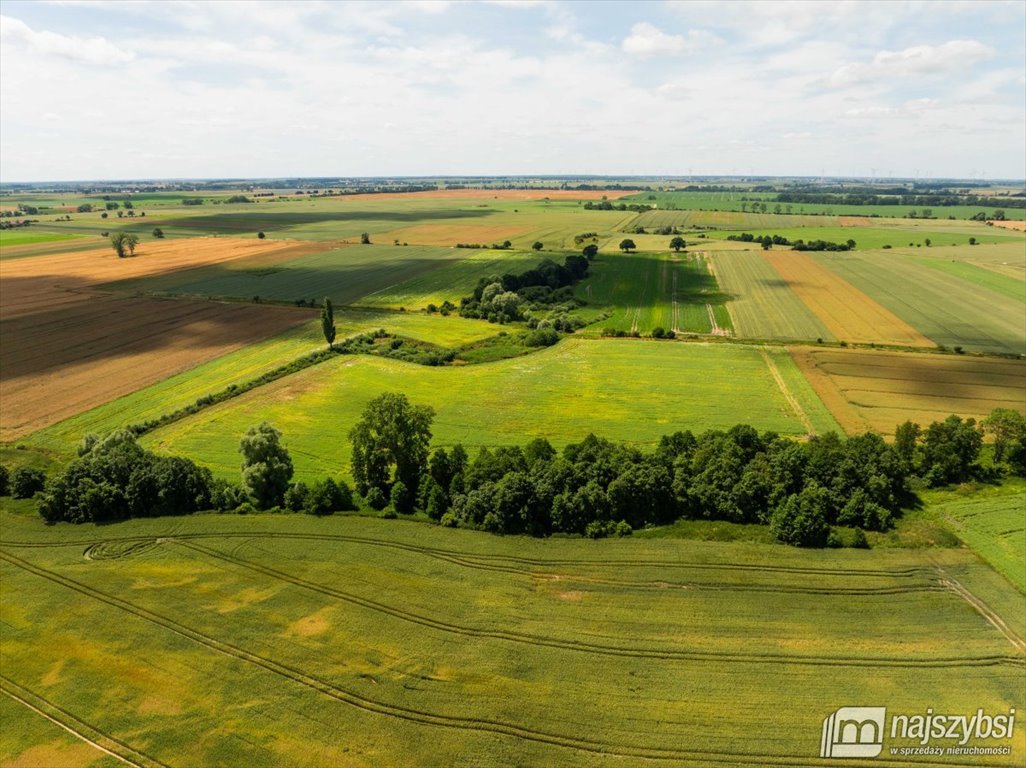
[1,511,1022,767]
[141,338,841,482]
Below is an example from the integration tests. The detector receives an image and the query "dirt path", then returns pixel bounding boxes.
[933,565,1026,653]
[0,677,164,768]
[760,348,815,434]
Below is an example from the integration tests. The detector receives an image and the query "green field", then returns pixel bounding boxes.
[0,229,85,252]
[140,339,840,483]
[103,244,473,307]
[705,250,834,341]
[702,224,1022,250]
[1,511,1023,767]
[818,251,1026,355]
[577,251,728,335]
[931,486,1026,593]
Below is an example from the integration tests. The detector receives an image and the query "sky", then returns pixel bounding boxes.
[1,0,1024,182]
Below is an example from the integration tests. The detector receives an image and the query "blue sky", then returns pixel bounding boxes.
[1,0,1023,181]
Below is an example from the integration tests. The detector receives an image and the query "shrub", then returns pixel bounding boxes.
[851,528,870,549]
[0,465,9,496]
[365,486,387,510]
[12,467,46,499]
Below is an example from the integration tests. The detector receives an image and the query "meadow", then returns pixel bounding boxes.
[140,339,840,482]
[1,511,1023,767]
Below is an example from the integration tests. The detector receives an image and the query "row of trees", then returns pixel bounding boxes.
[726,232,856,251]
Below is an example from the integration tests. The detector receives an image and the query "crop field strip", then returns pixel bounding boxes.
[789,347,1026,435]
[762,251,934,347]
[930,492,1026,593]
[2,523,1022,768]
[703,250,831,341]
[139,340,841,482]
[818,251,1026,355]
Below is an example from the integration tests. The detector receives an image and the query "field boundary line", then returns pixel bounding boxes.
[760,347,814,434]
[0,676,169,768]
[933,565,1026,653]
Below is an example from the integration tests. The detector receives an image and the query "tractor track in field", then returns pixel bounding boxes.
[0,550,1013,768]
[0,675,170,768]
[760,347,815,434]
[169,541,1020,670]
[933,564,1026,654]
[0,549,925,768]
[1,531,933,578]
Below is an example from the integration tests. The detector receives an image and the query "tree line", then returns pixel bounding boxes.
[726,232,856,251]
[22,395,1024,549]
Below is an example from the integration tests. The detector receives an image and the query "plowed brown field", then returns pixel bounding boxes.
[0,237,316,440]
[0,295,308,441]
[789,346,1026,435]
[764,251,934,347]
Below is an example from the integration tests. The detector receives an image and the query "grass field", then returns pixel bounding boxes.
[701,224,1022,249]
[107,244,474,307]
[0,229,84,251]
[789,346,1026,435]
[0,511,1022,767]
[577,251,728,335]
[929,485,1026,593]
[706,250,834,341]
[141,339,840,482]
[941,241,1026,281]
[818,251,1026,355]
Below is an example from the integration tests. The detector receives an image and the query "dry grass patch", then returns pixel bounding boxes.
[790,346,1026,435]
[765,251,934,347]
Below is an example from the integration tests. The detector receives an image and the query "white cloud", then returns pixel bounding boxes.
[0,14,133,65]
[827,40,995,87]
[622,22,717,57]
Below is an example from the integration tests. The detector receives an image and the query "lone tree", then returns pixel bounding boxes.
[619,238,636,253]
[532,241,543,251]
[240,422,293,509]
[669,236,686,252]
[349,393,434,513]
[109,232,139,258]
[321,297,336,350]
[152,227,164,239]
[582,243,598,260]
[360,232,371,244]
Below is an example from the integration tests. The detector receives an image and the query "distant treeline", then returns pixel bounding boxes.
[583,200,654,212]
[726,232,856,251]
[771,191,1026,210]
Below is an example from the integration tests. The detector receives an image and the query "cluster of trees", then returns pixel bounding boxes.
[343,395,1018,547]
[455,240,512,250]
[36,424,354,523]
[582,201,653,212]
[459,253,591,322]
[0,466,46,499]
[726,232,855,251]
[109,232,140,257]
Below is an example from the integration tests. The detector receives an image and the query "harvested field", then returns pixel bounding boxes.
[0,295,308,441]
[764,251,934,347]
[991,220,1026,232]
[789,346,1026,435]
[0,237,322,320]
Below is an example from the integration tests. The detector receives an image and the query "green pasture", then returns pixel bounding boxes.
[103,244,471,307]
[141,339,840,482]
[1,512,1023,767]
[818,251,1026,355]
[0,229,85,251]
[705,250,834,341]
[930,486,1026,593]
[25,312,499,459]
